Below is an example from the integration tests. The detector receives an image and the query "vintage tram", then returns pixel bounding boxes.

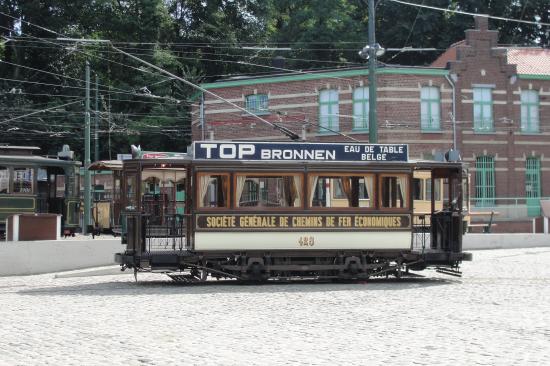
[0,145,81,238]
[115,141,471,281]
[88,160,123,235]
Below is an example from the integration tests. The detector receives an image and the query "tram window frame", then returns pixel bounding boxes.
[125,174,138,210]
[379,173,409,210]
[234,172,304,210]
[0,166,9,194]
[308,173,375,210]
[12,167,34,194]
[412,178,424,201]
[196,172,230,209]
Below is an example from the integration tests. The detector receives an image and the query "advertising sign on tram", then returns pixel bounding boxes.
[193,141,408,162]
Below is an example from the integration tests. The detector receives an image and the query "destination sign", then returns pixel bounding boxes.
[196,214,410,231]
[193,141,408,162]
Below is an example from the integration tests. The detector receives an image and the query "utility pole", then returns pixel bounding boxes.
[83,60,91,235]
[94,74,99,161]
[368,0,378,143]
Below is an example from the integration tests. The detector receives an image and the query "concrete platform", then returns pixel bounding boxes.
[0,237,124,276]
[463,233,549,250]
[0,233,548,276]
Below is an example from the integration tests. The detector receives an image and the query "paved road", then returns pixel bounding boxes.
[1,248,549,365]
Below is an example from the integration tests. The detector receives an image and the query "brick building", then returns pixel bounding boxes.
[192,18,550,232]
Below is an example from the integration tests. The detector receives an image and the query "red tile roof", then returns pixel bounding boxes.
[431,40,465,68]
[506,48,550,76]
[431,41,550,76]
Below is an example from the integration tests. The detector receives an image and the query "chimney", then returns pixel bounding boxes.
[475,16,489,31]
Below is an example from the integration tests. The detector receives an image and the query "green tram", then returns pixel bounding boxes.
[0,145,81,238]
[116,141,471,281]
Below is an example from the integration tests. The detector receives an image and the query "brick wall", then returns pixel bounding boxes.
[192,17,550,211]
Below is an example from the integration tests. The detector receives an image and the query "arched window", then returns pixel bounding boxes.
[420,86,441,131]
[319,89,339,133]
[353,87,369,130]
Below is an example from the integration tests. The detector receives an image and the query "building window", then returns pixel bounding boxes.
[421,86,441,131]
[525,157,541,216]
[521,90,539,133]
[473,87,493,132]
[475,156,495,207]
[245,94,268,114]
[319,89,339,133]
[352,87,369,130]
[0,166,8,194]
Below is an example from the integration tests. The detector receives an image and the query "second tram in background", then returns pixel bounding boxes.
[115,141,471,281]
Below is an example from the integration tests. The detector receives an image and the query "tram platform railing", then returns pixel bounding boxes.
[412,214,430,253]
[142,214,186,252]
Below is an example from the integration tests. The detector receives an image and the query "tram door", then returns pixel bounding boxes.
[431,168,463,253]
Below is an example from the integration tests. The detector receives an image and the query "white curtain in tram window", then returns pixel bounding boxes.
[141,170,164,181]
[199,175,214,206]
[235,175,246,207]
[293,175,302,206]
[363,175,374,207]
[397,176,407,207]
[308,175,319,205]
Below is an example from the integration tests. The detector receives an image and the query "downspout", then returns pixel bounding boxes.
[444,74,457,151]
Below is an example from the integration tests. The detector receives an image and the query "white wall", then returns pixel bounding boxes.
[0,238,125,276]
[463,233,550,250]
[1,234,548,276]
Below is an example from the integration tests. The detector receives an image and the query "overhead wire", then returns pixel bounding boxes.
[387,0,550,27]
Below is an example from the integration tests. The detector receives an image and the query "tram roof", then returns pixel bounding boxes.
[0,154,81,168]
[125,157,463,170]
[89,160,123,171]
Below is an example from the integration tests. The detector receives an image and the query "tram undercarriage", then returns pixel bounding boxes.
[116,248,469,282]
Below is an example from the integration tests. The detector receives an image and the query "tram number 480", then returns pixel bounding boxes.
[298,236,315,247]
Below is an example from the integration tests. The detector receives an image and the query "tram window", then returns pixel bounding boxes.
[380,175,408,209]
[426,178,441,201]
[0,166,8,193]
[143,177,160,195]
[126,175,137,209]
[198,174,229,208]
[413,178,424,200]
[235,174,302,208]
[310,175,373,208]
[13,167,34,194]
[176,181,186,214]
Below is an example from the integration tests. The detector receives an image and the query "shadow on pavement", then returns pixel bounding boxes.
[17,276,458,296]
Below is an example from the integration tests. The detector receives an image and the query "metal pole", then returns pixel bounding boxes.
[94,74,99,161]
[200,92,205,140]
[368,0,378,143]
[445,74,457,151]
[83,60,91,235]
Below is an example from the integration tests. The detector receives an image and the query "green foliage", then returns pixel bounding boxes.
[0,0,548,159]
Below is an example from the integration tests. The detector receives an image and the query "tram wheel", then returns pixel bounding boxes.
[247,262,266,282]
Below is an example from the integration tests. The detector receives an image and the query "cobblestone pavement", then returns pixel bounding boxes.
[0,248,549,366]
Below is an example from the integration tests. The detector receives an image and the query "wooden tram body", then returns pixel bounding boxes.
[116,142,471,280]
[0,145,81,238]
[88,160,123,234]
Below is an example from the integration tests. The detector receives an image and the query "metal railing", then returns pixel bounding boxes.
[143,214,186,252]
[412,214,430,253]
[470,196,550,220]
